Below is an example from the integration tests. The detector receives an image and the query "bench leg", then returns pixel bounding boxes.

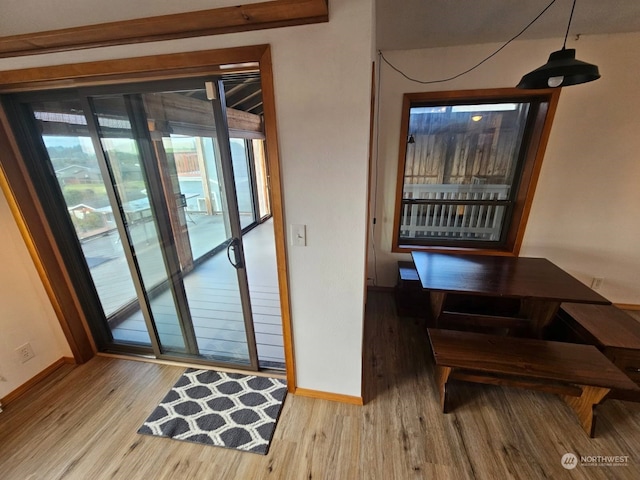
[435,366,452,413]
[559,385,610,438]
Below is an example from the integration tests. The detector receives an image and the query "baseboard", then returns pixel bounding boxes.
[1,357,75,407]
[294,387,364,405]
[615,303,640,311]
[367,285,395,292]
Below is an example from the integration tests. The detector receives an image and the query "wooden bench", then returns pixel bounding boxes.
[556,303,640,402]
[427,328,639,437]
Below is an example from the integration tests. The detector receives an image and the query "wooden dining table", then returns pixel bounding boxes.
[411,252,611,337]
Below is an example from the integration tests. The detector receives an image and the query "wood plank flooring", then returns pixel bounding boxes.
[1,291,639,479]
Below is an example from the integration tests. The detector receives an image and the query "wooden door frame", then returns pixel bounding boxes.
[0,44,296,391]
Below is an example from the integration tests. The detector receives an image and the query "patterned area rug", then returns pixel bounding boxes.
[138,369,287,455]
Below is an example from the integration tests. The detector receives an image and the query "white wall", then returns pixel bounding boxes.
[0,0,374,397]
[0,189,72,399]
[371,32,640,304]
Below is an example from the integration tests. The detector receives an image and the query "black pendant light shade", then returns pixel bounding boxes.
[517,0,600,89]
[517,48,600,89]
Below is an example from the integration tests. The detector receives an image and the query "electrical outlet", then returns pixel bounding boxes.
[591,277,604,290]
[16,342,35,363]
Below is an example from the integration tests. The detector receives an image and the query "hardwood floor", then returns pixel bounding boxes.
[1,292,639,479]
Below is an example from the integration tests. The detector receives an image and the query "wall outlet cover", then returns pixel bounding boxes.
[16,342,35,363]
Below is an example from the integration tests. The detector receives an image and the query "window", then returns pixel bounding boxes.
[392,88,560,254]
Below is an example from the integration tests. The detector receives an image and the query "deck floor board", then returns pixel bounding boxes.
[109,219,285,368]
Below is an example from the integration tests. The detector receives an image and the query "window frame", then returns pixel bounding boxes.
[392,87,561,256]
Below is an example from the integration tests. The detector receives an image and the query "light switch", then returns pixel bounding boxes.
[291,224,307,246]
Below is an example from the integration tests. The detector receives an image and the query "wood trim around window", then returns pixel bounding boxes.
[0,45,268,92]
[0,0,329,59]
[0,45,296,391]
[258,46,297,391]
[391,87,561,256]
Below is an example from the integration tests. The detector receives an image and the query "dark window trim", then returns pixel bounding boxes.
[392,87,561,256]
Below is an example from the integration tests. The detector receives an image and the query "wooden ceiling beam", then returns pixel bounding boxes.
[224,79,255,97]
[0,0,329,58]
[229,88,262,109]
[247,101,264,115]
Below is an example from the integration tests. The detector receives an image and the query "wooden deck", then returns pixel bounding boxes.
[107,218,285,369]
[79,212,228,317]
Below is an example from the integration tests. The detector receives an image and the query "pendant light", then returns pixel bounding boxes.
[517,0,600,89]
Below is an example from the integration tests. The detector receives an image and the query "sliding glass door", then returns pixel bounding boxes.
[14,78,268,369]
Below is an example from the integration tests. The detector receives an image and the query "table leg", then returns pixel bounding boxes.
[559,385,610,437]
[519,300,561,338]
[429,291,447,328]
[435,365,452,413]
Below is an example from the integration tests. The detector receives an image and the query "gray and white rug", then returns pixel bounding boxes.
[138,369,287,455]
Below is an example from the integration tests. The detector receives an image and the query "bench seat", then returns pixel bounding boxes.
[427,328,639,437]
[557,303,640,402]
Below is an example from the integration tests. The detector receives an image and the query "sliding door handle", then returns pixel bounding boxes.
[226,237,244,269]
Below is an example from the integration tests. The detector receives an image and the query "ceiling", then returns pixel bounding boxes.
[377,0,640,51]
[223,73,263,116]
[0,0,251,36]
[185,73,263,116]
[2,1,640,52]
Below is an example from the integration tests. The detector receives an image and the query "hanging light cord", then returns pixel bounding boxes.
[379,0,559,84]
[562,0,577,49]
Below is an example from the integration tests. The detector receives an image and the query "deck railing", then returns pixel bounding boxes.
[400,183,511,241]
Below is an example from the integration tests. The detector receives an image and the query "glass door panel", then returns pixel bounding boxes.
[137,88,255,365]
[159,135,227,261]
[31,98,152,346]
[90,95,189,353]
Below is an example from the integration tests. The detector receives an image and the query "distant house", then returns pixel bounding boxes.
[67,203,112,236]
[67,203,98,217]
[55,165,102,185]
